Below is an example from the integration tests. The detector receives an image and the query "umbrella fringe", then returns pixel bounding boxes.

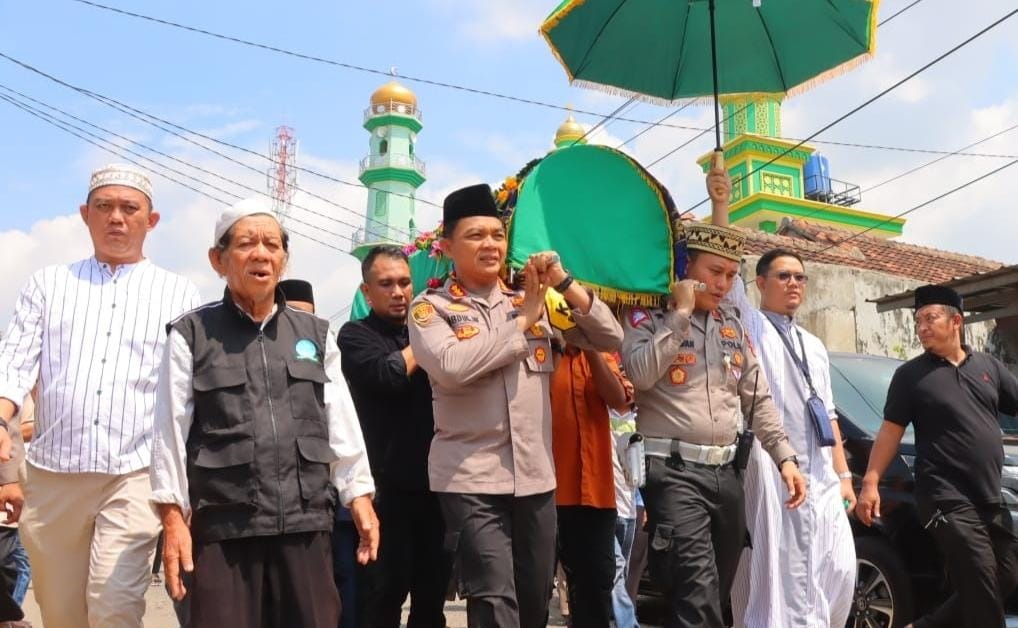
[785,52,876,99]
[539,0,589,35]
[568,79,698,107]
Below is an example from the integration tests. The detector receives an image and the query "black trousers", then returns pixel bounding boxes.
[643,457,745,628]
[557,505,618,628]
[438,490,557,628]
[915,499,1018,628]
[190,531,340,628]
[0,527,24,622]
[359,488,452,628]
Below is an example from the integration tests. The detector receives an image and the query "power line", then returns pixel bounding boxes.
[0,81,402,239]
[0,51,436,219]
[571,97,639,147]
[0,91,354,252]
[679,7,1018,215]
[0,89,357,245]
[879,0,925,27]
[615,101,695,149]
[646,103,752,168]
[862,122,1018,193]
[69,0,712,133]
[816,157,1018,254]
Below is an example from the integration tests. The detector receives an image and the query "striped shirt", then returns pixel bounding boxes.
[0,257,201,474]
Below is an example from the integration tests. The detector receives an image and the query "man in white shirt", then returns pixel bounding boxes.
[0,164,201,627]
[728,248,856,628]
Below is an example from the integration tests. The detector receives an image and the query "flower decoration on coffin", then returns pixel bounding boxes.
[493,157,542,224]
[403,223,446,260]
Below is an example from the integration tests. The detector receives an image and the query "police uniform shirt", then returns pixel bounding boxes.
[885,347,1018,506]
[408,276,623,497]
[621,305,795,466]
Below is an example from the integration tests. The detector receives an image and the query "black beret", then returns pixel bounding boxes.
[914,284,962,311]
[443,183,499,225]
[279,279,315,306]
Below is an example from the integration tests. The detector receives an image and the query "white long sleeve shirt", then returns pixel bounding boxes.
[149,317,375,519]
[0,257,201,474]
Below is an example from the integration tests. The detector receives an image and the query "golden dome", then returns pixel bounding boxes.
[370,81,417,108]
[555,113,586,145]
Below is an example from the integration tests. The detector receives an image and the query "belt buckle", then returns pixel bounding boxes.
[705,446,724,466]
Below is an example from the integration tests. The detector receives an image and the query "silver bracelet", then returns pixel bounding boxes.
[837,471,853,480]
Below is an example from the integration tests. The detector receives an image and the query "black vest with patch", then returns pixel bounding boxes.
[170,290,336,544]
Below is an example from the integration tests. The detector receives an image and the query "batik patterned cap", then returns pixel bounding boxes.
[683,222,746,262]
[87,163,153,201]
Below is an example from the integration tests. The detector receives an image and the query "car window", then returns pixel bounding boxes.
[829,353,915,444]
[1001,413,1018,435]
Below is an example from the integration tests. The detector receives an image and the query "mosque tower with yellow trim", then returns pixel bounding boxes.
[353,80,425,259]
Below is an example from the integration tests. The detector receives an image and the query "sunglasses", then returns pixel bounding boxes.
[772,271,809,284]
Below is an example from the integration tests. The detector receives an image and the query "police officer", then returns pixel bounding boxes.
[622,220,807,628]
[409,183,623,628]
[858,285,1018,628]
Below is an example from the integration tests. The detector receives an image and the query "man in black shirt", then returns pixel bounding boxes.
[858,284,1018,628]
[338,245,451,628]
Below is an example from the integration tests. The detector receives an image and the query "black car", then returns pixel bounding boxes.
[830,352,1018,628]
[637,352,1018,628]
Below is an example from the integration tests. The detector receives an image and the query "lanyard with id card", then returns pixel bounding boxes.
[766,318,837,447]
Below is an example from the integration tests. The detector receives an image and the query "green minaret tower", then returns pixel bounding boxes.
[353,80,425,260]
[699,96,905,239]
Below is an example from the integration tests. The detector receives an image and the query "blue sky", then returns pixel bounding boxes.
[1,0,1016,323]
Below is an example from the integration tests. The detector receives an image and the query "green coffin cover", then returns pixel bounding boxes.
[507,144,676,307]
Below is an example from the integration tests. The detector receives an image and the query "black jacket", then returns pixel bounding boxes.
[338,312,434,491]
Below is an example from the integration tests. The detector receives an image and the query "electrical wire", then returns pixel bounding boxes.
[0,51,438,216]
[678,7,1018,214]
[0,92,354,252]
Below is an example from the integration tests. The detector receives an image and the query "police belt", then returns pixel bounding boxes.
[644,437,737,467]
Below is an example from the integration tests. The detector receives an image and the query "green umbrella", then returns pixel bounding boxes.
[541,0,879,149]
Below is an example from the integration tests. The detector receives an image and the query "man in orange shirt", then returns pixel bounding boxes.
[552,347,633,628]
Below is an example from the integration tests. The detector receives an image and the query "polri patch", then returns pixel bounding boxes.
[720,326,737,339]
[629,308,650,328]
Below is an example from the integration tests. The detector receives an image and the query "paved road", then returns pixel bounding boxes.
[19,582,593,627]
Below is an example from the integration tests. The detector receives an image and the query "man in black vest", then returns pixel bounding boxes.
[150,198,378,628]
[338,245,452,628]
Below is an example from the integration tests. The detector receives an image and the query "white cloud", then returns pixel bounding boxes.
[430,0,550,44]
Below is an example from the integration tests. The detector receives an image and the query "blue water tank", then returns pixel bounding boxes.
[804,153,832,198]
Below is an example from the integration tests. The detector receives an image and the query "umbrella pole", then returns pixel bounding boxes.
[708,0,724,166]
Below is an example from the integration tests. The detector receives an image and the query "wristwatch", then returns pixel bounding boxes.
[554,274,575,294]
[837,471,853,480]
[779,455,799,469]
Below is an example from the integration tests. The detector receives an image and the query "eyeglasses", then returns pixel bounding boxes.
[771,271,808,284]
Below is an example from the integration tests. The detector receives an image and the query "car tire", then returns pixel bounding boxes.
[848,536,915,628]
